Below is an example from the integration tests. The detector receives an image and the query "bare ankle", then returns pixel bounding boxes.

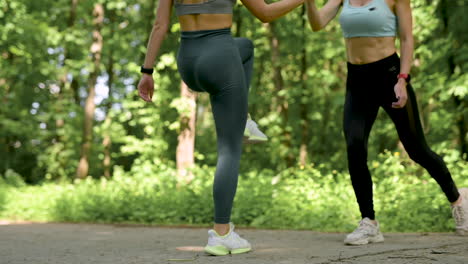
[452,195,463,206]
[214,223,230,236]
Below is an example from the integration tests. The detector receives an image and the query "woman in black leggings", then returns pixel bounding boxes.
[137,0,303,256]
[306,0,468,245]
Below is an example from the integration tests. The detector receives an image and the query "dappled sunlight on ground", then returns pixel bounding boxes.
[176,246,204,252]
[0,220,42,225]
[1,223,467,263]
[254,247,302,253]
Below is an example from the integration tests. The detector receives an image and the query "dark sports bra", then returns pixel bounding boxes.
[174,0,236,16]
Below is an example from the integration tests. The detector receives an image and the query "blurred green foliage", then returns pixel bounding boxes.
[1,0,466,182]
[1,151,467,231]
[0,0,466,229]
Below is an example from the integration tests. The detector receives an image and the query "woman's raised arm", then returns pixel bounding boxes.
[241,0,304,23]
[305,0,341,31]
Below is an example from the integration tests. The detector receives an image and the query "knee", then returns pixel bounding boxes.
[405,145,440,165]
[216,135,244,157]
[345,133,366,154]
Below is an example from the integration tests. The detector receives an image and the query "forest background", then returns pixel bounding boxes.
[0,0,467,232]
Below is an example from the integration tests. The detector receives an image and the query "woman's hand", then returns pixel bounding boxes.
[392,79,408,108]
[137,73,154,102]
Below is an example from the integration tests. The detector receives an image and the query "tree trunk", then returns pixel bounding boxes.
[68,0,79,27]
[76,4,104,179]
[142,0,157,57]
[233,6,242,37]
[439,0,467,160]
[447,54,468,160]
[299,5,309,166]
[66,0,81,104]
[101,7,118,179]
[176,81,197,183]
[56,0,80,135]
[453,97,468,160]
[265,22,294,167]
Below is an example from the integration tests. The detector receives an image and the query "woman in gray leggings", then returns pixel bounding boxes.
[137,0,303,256]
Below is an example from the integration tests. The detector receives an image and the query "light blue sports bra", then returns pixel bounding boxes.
[174,0,236,16]
[339,0,398,38]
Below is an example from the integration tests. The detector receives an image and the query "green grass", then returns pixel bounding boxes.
[0,152,467,232]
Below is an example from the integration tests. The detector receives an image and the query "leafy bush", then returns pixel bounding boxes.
[2,169,26,187]
[0,152,466,232]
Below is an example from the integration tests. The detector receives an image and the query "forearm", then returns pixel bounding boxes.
[399,36,413,74]
[305,0,341,31]
[305,0,321,31]
[263,0,304,22]
[395,0,412,75]
[143,23,169,69]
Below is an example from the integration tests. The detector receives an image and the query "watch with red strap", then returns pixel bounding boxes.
[397,73,411,83]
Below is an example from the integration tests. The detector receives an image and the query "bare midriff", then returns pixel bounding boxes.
[179,14,233,31]
[345,36,396,64]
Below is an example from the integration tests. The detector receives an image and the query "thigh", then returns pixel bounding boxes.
[343,78,380,146]
[196,42,247,96]
[382,84,428,149]
[209,68,248,154]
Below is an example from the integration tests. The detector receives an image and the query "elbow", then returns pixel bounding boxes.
[399,36,414,49]
[257,5,276,23]
[153,20,170,35]
[307,16,323,32]
[260,16,273,23]
[257,11,273,23]
[399,32,414,44]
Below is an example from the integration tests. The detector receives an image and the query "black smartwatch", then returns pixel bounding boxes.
[140,66,154,75]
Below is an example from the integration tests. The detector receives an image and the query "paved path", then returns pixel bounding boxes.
[0,222,467,264]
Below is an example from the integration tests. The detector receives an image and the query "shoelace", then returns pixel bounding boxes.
[247,120,258,129]
[353,220,375,234]
[227,231,247,248]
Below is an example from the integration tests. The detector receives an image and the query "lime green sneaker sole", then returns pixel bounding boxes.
[204,245,251,256]
[231,247,251,254]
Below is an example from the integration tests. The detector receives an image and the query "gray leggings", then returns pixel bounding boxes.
[177,28,253,224]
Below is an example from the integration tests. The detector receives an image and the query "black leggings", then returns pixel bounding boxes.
[177,28,253,224]
[344,53,460,220]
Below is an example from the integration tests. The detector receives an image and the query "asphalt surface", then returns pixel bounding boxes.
[1,222,467,264]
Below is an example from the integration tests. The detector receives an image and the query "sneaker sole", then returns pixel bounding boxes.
[204,245,251,256]
[243,136,268,144]
[345,234,384,246]
[231,247,252,254]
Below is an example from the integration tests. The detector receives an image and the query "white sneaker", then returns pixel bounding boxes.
[204,223,252,256]
[452,188,468,236]
[344,218,385,245]
[244,118,268,144]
